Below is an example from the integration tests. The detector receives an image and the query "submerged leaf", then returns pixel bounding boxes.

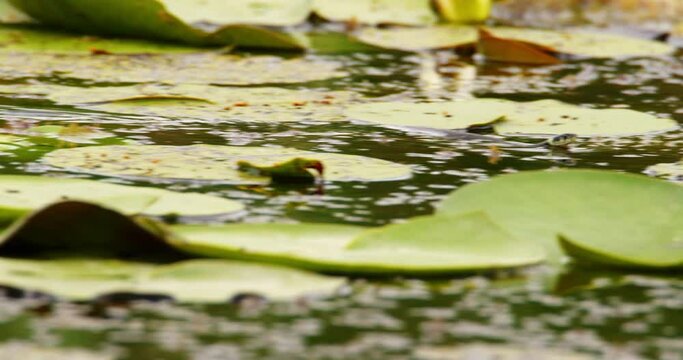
[43,145,412,184]
[313,0,437,26]
[356,25,477,51]
[438,169,683,267]
[168,212,544,275]
[0,257,343,302]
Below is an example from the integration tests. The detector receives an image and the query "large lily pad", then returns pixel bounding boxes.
[491,99,678,137]
[356,25,477,51]
[0,257,343,302]
[0,175,244,221]
[438,169,683,267]
[10,0,307,49]
[344,98,678,136]
[169,212,544,275]
[0,53,345,84]
[4,83,356,123]
[344,99,508,130]
[483,27,675,58]
[313,0,437,26]
[43,145,412,184]
[0,24,198,53]
[162,0,311,27]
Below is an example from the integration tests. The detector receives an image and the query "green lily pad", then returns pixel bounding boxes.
[0,201,181,259]
[0,24,198,53]
[484,27,675,58]
[345,99,509,130]
[43,145,412,184]
[168,212,544,275]
[0,175,244,221]
[0,53,345,84]
[8,83,355,122]
[344,98,678,136]
[10,0,307,49]
[313,0,437,26]
[491,99,678,137]
[356,25,477,51]
[438,169,683,267]
[0,257,343,302]
[163,0,311,27]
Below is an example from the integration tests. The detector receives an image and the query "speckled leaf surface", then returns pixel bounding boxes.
[43,145,412,184]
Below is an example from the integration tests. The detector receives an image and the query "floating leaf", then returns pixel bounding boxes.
[0,201,181,259]
[0,257,343,302]
[1,83,355,122]
[482,26,675,59]
[438,169,683,267]
[162,0,311,27]
[168,213,544,275]
[356,25,477,51]
[645,161,683,180]
[313,0,437,26]
[0,175,244,220]
[344,99,508,130]
[345,98,677,136]
[0,53,345,84]
[478,28,561,65]
[433,0,491,23]
[43,145,412,184]
[0,24,198,54]
[491,99,678,137]
[10,0,307,49]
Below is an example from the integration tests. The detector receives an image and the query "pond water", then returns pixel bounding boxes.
[0,41,681,358]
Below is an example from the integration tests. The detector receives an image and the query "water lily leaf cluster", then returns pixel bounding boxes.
[439,170,683,269]
[345,98,677,137]
[42,144,413,184]
[1,0,673,60]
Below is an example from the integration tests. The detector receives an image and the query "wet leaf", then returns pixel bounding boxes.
[345,98,677,136]
[0,174,244,221]
[0,83,356,122]
[0,24,198,54]
[439,169,683,267]
[344,99,508,130]
[313,0,437,26]
[492,99,677,137]
[0,53,345,84]
[10,0,307,49]
[356,25,477,51]
[0,257,343,302]
[168,212,545,275]
[43,145,412,184]
[478,28,562,65]
[0,201,182,259]
[482,26,675,59]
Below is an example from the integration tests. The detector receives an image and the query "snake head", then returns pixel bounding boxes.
[547,133,577,147]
